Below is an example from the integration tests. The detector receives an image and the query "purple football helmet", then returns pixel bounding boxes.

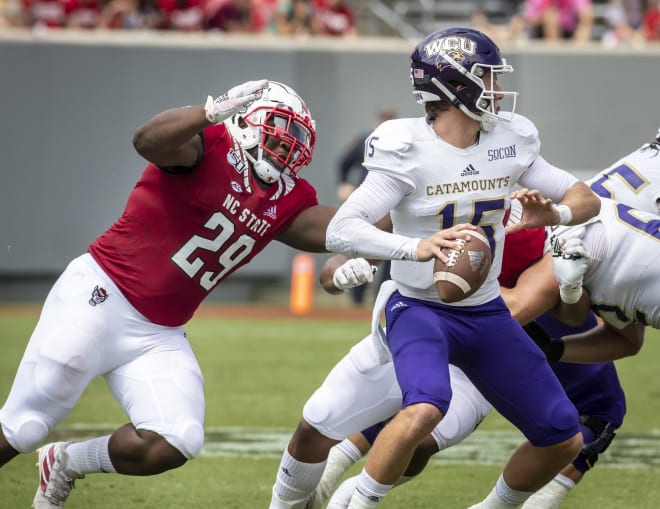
[410,27,517,130]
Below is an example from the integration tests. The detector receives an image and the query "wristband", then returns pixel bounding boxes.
[559,283,583,304]
[522,321,565,361]
[553,204,573,226]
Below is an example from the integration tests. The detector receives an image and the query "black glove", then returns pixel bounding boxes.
[523,321,565,362]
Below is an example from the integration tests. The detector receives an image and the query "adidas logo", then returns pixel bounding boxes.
[356,487,381,503]
[263,205,277,220]
[230,181,243,193]
[389,301,407,312]
[460,164,479,176]
[468,250,486,271]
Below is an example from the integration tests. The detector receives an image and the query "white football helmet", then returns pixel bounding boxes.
[225,81,317,183]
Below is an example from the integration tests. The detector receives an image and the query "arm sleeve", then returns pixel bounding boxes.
[326,171,420,260]
[519,155,579,202]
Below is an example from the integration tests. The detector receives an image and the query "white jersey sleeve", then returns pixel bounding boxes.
[519,155,579,203]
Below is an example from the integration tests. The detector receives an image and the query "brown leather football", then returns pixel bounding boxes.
[433,226,492,303]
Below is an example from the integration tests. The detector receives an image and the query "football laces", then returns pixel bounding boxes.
[446,239,466,267]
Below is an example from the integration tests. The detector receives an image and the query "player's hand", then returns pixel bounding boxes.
[332,258,377,291]
[505,189,555,233]
[550,226,589,304]
[416,224,476,263]
[204,79,268,125]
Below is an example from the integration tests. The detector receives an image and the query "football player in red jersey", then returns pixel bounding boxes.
[0,79,343,508]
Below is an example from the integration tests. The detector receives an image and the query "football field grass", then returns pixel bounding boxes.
[2,304,660,508]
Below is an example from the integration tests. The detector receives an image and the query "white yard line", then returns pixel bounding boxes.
[52,425,660,468]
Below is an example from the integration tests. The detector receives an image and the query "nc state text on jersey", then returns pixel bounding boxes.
[223,194,272,236]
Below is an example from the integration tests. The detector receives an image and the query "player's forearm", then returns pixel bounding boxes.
[558,182,601,225]
[553,289,592,328]
[561,322,644,362]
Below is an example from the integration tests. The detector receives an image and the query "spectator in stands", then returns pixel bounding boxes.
[64,0,102,29]
[158,0,204,31]
[0,0,21,25]
[100,0,163,30]
[252,0,278,31]
[601,0,644,46]
[524,0,594,41]
[314,0,355,36]
[471,0,526,43]
[20,0,67,28]
[643,0,660,41]
[206,0,259,32]
[276,0,320,36]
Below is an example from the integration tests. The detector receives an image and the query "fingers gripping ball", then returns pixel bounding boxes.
[433,226,491,303]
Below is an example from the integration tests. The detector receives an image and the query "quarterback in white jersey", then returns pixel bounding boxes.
[587,128,660,216]
[322,27,600,509]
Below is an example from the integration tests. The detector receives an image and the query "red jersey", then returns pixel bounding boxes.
[498,228,546,289]
[88,124,319,326]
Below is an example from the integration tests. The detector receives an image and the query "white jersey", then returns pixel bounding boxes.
[587,143,660,216]
[327,114,578,305]
[551,198,660,330]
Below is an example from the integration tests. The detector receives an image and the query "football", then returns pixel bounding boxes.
[433,226,492,303]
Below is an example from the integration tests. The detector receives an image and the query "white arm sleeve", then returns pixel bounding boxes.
[326,171,420,260]
[519,155,579,202]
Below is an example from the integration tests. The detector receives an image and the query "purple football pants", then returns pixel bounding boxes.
[385,291,579,447]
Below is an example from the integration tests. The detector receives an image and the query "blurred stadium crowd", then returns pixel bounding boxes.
[0,0,659,45]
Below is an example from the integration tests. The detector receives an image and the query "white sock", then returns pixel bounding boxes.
[270,449,327,508]
[65,435,116,475]
[316,444,360,502]
[469,474,532,508]
[347,469,393,508]
[335,439,364,462]
[520,475,574,509]
[328,474,413,509]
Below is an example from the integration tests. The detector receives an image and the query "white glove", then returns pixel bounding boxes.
[550,226,589,304]
[204,79,268,125]
[332,258,377,291]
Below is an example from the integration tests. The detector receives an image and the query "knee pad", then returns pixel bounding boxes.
[573,416,617,474]
[0,412,50,453]
[165,418,205,460]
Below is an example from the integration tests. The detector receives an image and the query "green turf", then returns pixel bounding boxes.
[1,311,660,507]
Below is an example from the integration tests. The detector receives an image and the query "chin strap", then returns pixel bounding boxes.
[244,150,281,184]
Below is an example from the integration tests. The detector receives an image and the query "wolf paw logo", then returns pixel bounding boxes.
[89,285,109,306]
